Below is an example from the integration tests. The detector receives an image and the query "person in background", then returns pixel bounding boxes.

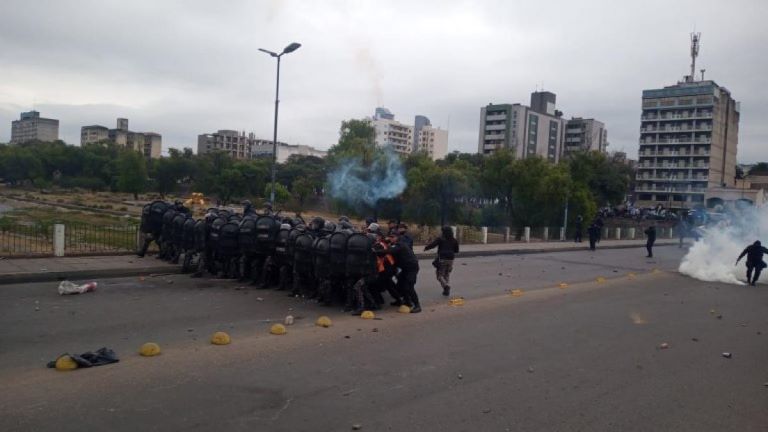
[424,226,460,297]
[587,223,600,251]
[644,224,657,258]
[574,215,583,243]
[676,216,689,248]
[736,240,768,286]
[387,220,398,235]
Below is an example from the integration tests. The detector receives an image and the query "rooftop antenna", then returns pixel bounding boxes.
[700,68,706,81]
[689,32,701,82]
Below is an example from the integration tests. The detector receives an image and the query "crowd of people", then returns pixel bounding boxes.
[137,200,459,315]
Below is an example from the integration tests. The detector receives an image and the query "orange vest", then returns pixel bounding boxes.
[375,241,395,273]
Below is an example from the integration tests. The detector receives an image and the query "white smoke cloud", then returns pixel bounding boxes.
[327,148,406,208]
[679,205,768,285]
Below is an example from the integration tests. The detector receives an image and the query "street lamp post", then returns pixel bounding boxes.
[259,42,301,204]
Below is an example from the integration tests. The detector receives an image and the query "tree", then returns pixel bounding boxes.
[748,162,768,176]
[292,177,315,210]
[116,150,147,200]
[264,182,291,205]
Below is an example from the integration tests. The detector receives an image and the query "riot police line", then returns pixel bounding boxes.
[138,200,422,314]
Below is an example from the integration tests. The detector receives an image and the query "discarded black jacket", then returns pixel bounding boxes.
[425,236,459,260]
[47,347,119,369]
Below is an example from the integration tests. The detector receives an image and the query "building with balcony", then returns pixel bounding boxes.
[562,118,608,157]
[370,108,448,160]
[634,80,739,210]
[10,111,59,144]
[477,91,565,162]
[198,130,327,163]
[197,130,261,160]
[82,118,162,159]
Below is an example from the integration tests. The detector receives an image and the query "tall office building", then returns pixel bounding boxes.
[477,92,565,162]
[635,33,740,210]
[10,111,59,144]
[81,118,162,159]
[563,118,608,157]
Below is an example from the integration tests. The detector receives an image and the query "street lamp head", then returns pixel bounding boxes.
[282,42,301,54]
[258,48,278,57]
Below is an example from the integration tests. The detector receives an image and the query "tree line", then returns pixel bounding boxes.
[0,120,636,229]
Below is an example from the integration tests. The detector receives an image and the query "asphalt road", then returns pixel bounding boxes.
[1,246,767,431]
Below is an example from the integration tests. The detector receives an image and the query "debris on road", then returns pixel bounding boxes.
[596,276,606,283]
[510,289,524,297]
[211,331,231,345]
[559,283,568,289]
[398,305,411,313]
[316,316,332,328]
[722,352,732,359]
[352,424,362,430]
[57,281,97,295]
[659,342,670,349]
[457,373,463,380]
[449,297,465,306]
[284,315,295,326]
[691,337,699,342]
[527,366,535,373]
[47,347,119,370]
[270,324,287,335]
[717,315,723,320]
[372,328,379,333]
[482,408,492,414]
[139,342,161,357]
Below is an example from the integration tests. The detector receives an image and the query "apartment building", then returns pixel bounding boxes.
[634,80,739,210]
[10,111,59,144]
[81,118,162,159]
[563,118,608,157]
[477,91,565,162]
[370,108,448,160]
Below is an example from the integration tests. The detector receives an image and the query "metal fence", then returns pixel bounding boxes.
[0,222,54,257]
[64,223,140,255]
[0,222,140,257]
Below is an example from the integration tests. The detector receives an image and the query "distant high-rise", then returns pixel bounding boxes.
[635,34,739,210]
[10,111,59,144]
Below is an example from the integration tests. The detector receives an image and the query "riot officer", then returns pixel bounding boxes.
[387,232,422,313]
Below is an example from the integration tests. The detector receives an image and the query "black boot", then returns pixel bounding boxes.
[410,304,422,313]
[442,286,450,297]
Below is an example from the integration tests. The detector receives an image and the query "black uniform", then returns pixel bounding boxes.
[644,226,657,258]
[587,224,599,251]
[389,240,421,313]
[574,216,583,243]
[737,241,768,286]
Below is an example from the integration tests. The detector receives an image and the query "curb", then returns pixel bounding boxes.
[0,242,676,285]
[0,266,178,285]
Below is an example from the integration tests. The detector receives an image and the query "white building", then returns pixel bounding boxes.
[251,142,327,163]
[198,129,326,163]
[370,108,448,160]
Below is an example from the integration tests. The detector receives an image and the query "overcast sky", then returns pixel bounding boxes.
[1,0,766,162]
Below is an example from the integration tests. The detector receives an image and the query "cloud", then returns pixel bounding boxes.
[0,0,767,162]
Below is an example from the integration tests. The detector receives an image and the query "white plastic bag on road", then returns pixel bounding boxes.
[58,281,97,295]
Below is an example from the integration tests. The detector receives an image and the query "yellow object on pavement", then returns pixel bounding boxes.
[270,324,287,335]
[211,331,231,345]
[360,311,375,319]
[316,316,333,327]
[398,305,411,313]
[139,342,161,357]
[54,355,78,371]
